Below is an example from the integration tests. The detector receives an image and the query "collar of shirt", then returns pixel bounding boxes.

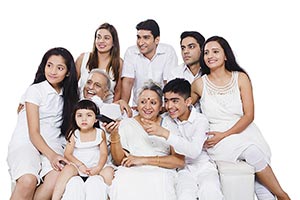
[174,106,197,125]
[42,80,64,96]
[183,64,202,78]
[136,43,166,57]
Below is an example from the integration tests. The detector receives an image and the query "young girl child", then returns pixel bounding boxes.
[52,99,114,200]
[7,47,79,200]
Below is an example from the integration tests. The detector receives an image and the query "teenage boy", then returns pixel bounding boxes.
[142,78,223,200]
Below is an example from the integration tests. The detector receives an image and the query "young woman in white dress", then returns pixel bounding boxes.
[191,36,290,200]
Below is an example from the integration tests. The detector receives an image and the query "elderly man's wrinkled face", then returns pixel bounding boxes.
[83,73,109,100]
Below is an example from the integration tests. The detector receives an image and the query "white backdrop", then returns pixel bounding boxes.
[1,0,299,199]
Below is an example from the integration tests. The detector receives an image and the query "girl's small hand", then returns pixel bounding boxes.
[88,166,101,176]
[204,131,225,148]
[78,164,89,175]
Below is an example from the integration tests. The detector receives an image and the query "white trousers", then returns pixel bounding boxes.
[176,161,223,200]
[62,175,108,200]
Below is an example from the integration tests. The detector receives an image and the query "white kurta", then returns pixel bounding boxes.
[109,117,177,200]
[200,72,271,163]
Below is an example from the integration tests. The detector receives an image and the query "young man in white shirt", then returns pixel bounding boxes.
[121,19,178,109]
[167,31,205,83]
[142,78,223,200]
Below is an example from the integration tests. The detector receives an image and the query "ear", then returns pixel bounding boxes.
[66,72,70,77]
[155,36,160,45]
[186,97,193,107]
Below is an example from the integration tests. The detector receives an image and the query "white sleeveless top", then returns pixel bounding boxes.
[78,52,116,103]
[200,71,271,163]
[73,128,104,176]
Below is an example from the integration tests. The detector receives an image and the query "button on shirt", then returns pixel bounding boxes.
[122,43,178,106]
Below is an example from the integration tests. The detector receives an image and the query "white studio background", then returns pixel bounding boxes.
[0,0,299,199]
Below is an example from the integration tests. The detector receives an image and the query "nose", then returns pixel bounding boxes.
[145,101,152,109]
[50,66,58,74]
[137,38,144,46]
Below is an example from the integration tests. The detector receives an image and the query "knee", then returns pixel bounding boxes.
[17,174,37,190]
[15,174,37,193]
[100,166,114,185]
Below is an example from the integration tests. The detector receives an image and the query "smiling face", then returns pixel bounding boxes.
[137,89,162,121]
[181,36,201,67]
[203,41,227,70]
[83,72,109,100]
[44,55,68,92]
[95,28,113,54]
[164,92,191,121]
[136,30,159,60]
[75,108,97,132]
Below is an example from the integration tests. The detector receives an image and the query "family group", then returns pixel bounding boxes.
[7,19,290,200]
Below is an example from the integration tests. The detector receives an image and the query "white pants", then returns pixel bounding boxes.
[239,145,275,200]
[176,161,223,200]
[62,175,108,200]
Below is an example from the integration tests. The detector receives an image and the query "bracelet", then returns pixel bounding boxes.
[110,134,120,144]
[110,138,120,144]
[156,155,160,167]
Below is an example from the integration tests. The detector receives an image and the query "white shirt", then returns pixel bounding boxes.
[122,43,178,106]
[167,63,201,83]
[166,108,210,164]
[9,81,63,151]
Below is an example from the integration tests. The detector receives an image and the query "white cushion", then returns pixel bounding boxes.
[217,161,255,200]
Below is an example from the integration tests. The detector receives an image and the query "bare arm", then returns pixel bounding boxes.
[75,53,85,80]
[205,72,255,147]
[191,77,203,105]
[121,77,134,103]
[223,72,254,136]
[113,59,123,102]
[64,135,84,167]
[26,102,67,170]
[121,147,185,169]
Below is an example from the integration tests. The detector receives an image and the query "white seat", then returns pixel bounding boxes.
[216,161,255,200]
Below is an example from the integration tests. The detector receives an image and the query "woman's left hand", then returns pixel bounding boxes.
[204,131,225,148]
[121,155,145,167]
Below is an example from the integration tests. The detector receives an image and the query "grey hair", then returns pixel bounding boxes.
[137,80,163,105]
[88,69,111,90]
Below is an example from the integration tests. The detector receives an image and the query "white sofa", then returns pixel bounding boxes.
[216,161,255,200]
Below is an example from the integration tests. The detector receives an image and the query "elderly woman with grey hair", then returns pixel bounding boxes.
[106,81,185,200]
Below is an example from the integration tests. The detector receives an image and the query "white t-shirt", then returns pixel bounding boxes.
[122,43,178,106]
[9,80,63,151]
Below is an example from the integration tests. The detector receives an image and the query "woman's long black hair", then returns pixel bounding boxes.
[33,47,79,137]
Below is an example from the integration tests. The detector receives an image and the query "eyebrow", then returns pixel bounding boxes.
[165,97,180,101]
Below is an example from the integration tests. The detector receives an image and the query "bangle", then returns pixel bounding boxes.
[110,134,120,144]
[77,163,84,168]
[156,155,160,167]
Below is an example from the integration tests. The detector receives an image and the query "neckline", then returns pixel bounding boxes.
[205,72,235,89]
